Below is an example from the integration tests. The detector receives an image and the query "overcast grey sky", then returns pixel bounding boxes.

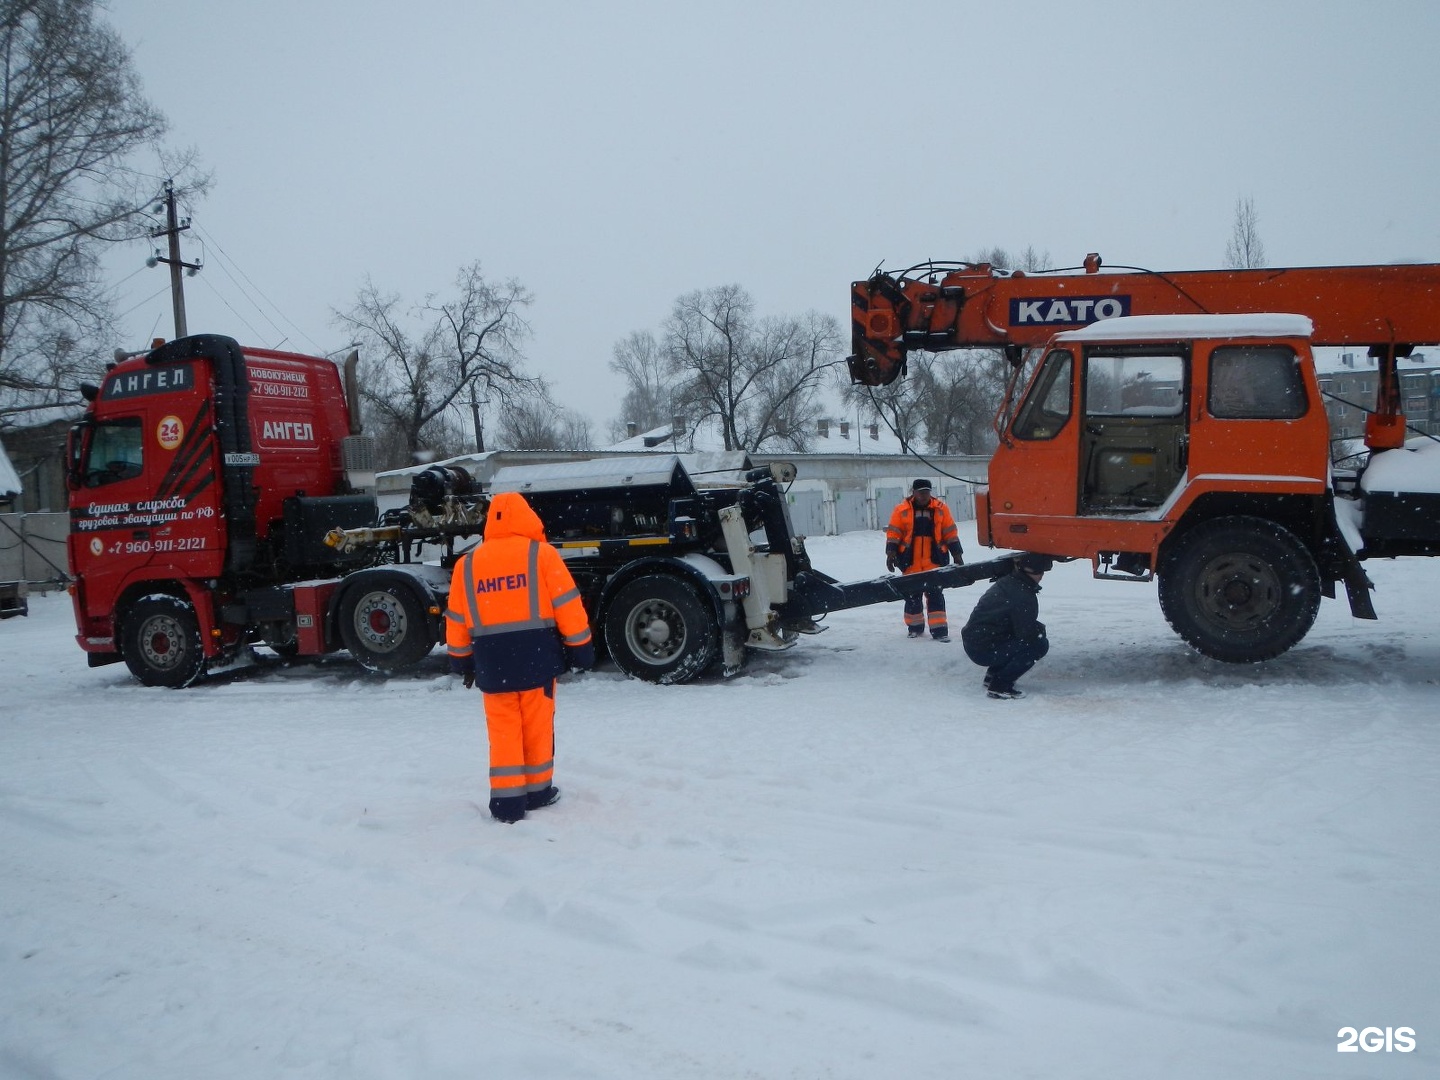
[104,0,1440,431]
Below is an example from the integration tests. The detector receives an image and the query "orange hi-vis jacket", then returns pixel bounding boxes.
[885,495,963,573]
[446,492,594,693]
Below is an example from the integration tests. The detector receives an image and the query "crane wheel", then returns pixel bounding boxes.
[604,574,718,684]
[121,594,206,688]
[1158,515,1321,663]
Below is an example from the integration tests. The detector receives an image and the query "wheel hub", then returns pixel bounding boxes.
[354,592,406,653]
[140,616,183,669]
[1198,554,1280,628]
[626,599,685,664]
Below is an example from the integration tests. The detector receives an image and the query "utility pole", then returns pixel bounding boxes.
[469,391,487,453]
[148,180,202,339]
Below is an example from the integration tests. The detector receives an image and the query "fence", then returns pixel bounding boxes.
[0,513,70,591]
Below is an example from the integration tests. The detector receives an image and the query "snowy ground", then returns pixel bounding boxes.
[2,527,1437,1079]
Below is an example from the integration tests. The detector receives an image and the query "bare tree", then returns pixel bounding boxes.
[607,329,670,441]
[0,0,170,426]
[494,383,594,451]
[842,355,929,453]
[918,351,1008,454]
[1224,196,1266,269]
[967,245,1051,274]
[333,262,533,466]
[664,285,841,452]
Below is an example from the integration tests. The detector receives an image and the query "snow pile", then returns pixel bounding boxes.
[1361,436,1440,494]
[2,528,1437,1079]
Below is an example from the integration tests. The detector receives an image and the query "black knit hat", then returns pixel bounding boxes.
[1016,552,1054,574]
[911,478,933,492]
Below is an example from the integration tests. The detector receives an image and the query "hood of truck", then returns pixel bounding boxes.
[484,491,546,543]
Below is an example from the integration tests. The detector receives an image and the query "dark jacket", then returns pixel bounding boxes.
[961,570,1046,652]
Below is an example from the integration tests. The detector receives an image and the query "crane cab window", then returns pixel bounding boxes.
[1012,349,1073,441]
[1208,345,1307,419]
[82,418,144,487]
[1084,353,1185,417]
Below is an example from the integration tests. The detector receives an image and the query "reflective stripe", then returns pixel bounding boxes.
[527,541,541,623]
[553,586,580,607]
[524,758,554,776]
[447,644,473,657]
[562,629,591,646]
[472,616,557,636]
[445,609,466,625]
[490,763,530,778]
[463,551,482,631]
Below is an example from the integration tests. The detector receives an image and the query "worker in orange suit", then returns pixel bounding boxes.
[446,491,594,824]
[885,478,964,641]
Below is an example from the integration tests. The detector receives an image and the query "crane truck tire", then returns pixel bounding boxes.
[121,594,207,688]
[604,574,719,684]
[1157,515,1322,664]
[337,579,435,674]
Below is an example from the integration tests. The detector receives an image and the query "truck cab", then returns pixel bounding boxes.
[978,314,1364,663]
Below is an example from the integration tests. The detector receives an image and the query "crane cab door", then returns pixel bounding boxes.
[1185,340,1325,481]
[989,348,1082,522]
[1077,348,1188,514]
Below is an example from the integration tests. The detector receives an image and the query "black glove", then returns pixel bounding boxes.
[450,654,476,689]
[950,542,965,565]
[885,552,897,573]
[567,640,596,673]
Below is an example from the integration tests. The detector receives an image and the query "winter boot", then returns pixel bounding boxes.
[986,685,1024,700]
[526,785,561,811]
[907,626,925,639]
[489,795,526,823]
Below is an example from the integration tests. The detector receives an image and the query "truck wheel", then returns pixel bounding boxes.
[1158,516,1321,663]
[604,574,718,684]
[338,581,434,674]
[122,595,206,688]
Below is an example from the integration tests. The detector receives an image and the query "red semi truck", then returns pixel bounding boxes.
[65,334,409,686]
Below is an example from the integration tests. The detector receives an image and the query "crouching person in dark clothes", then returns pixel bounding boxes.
[960,552,1052,700]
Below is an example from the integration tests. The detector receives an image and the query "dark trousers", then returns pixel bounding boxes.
[963,635,1049,690]
[903,584,947,636]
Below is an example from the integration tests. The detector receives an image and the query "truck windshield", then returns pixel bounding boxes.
[1012,349,1073,440]
[82,418,144,487]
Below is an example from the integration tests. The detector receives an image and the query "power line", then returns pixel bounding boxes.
[195,224,326,354]
[191,272,268,345]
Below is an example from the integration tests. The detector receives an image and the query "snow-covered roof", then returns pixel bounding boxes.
[1313,347,1438,376]
[0,437,22,501]
[606,418,910,456]
[607,424,682,452]
[1059,313,1315,342]
[490,456,692,494]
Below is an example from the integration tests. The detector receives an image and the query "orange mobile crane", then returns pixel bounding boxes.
[848,257,1440,662]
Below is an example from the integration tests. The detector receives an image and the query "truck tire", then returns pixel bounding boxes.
[604,574,718,684]
[337,580,434,674]
[122,595,206,688]
[1158,516,1321,663]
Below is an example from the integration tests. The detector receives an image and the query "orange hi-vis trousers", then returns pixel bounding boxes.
[482,682,555,799]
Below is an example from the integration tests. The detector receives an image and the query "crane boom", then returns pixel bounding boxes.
[849,257,1440,385]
